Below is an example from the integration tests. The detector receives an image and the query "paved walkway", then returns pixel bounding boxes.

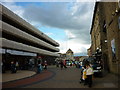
[25,66,118,88]
[2,65,119,88]
[2,70,36,82]
[2,69,54,88]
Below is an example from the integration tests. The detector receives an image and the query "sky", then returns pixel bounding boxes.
[1,0,95,56]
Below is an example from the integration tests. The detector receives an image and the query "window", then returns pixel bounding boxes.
[119,16,120,29]
[111,39,116,61]
[103,20,107,33]
[118,0,120,8]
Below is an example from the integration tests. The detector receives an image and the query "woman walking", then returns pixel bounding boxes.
[86,64,93,88]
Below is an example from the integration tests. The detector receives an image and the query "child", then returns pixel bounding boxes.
[82,66,87,85]
[79,66,84,83]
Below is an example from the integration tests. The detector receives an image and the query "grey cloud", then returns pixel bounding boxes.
[23,2,94,44]
[67,28,91,44]
[74,46,87,56]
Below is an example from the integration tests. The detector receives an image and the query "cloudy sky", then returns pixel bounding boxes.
[1,0,95,56]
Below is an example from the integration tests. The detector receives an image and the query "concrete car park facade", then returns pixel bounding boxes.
[0,4,60,66]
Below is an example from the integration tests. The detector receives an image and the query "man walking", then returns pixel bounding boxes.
[60,60,64,70]
[44,61,47,70]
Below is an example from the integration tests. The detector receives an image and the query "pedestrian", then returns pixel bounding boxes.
[29,59,32,70]
[11,61,16,73]
[56,61,59,67]
[63,60,67,68]
[2,60,6,73]
[60,60,64,70]
[16,61,19,70]
[79,66,84,83]
[37,61,42,73]
[86,64,94,88]
[79,66,87,84]
[44,61,47,70]
[70,61,72,66]
[82,66,87,85]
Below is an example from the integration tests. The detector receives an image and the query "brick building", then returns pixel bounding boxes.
[90,2,120,75]
[102,2,120,75]
[87,46,92,57]
[66,49,74,61]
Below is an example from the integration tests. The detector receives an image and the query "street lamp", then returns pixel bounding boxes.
[105,40,107,43]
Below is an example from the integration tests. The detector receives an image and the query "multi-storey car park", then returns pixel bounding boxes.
[0,4,60,69]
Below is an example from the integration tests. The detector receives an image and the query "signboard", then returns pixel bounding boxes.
[111,39,116,60]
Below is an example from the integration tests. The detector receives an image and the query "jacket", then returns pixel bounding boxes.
[86,67,93,75]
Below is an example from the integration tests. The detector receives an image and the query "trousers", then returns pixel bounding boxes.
[86,75,92,87]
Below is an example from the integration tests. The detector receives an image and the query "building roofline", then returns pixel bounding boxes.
[90,2,99,34]
[1,4,59,46]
